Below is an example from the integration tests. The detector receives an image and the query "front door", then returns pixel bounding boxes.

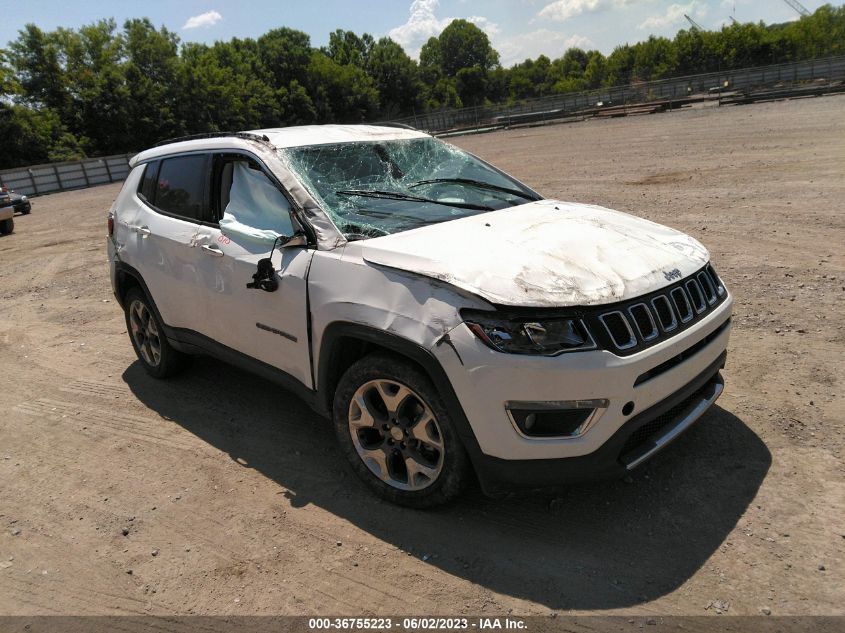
[193,155,315,390]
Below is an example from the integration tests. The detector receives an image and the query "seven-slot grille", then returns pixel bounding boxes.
[589,265,726,355]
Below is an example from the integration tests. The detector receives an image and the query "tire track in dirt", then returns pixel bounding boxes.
[61,378,130,399]
[12,398,203,453]
[3,570,158,615]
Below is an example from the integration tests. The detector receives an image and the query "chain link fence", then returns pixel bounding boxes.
[388,55,845,134]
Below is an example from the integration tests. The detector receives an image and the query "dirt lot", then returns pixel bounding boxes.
[1,95,843,617]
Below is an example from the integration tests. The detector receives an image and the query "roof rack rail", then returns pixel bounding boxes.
[153,131,272,148]
[377,122,418,131]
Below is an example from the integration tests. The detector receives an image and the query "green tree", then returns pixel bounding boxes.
[257,27,312,88]
[68,19,131,153]
[420,20,499,106]
[325,29,374,68]
[7,24,69,114]
[306,51,379,122]
[0,104,84,168]
[633,36,677,80]
[437,19,498,77]
[509,55,554,99]
[123,18,181,147]
[367,37,423,118]
[604,44,636,86]
[3,4,845,166]
[583,51,606,88]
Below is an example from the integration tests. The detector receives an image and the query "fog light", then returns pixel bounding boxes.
[506,399,609,438]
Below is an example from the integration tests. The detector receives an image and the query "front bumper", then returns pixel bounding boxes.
[431,290,733,493]
[472,352,725,494]
[13,200,31,213]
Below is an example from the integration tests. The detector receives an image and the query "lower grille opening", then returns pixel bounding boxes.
[619,380,715,458]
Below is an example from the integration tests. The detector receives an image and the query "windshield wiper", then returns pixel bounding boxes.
[407,178,538,201]
[336,189,494,211]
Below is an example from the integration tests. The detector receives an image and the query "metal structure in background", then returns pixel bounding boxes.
[782,0,811,17]
[2,55,844,198]
[0,153,134,198]
[388,55,845,135]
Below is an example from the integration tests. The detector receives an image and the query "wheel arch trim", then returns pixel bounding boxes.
[316,322,485,464]
[112,262,169,338]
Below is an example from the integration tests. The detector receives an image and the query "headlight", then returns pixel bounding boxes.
[462,310,596,356]
[21,196,28,201]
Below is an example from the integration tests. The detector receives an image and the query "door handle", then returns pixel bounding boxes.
[201,244,224,257]
[134,225,151,238]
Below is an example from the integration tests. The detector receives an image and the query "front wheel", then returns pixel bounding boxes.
[0,218,13,234]
[333,353,471,507]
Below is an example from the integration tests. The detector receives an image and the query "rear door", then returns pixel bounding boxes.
[192,153,315,389]
[130,154,212,330]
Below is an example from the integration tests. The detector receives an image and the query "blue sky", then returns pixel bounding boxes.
[0,0,834,67]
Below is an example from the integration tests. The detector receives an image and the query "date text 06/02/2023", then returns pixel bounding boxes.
[307,617,527,630]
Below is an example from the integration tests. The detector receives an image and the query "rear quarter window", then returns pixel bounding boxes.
[146,155,209,221]
[138,161,160,203]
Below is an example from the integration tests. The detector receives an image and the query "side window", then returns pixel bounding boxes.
[154,155,208,221]
[138,160,160,203]
[217,158,294,239]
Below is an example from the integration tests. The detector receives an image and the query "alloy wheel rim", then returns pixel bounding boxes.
[129,299,162,367]
[348,379,444,491]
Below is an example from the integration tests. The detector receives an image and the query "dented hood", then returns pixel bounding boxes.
[360,200,710,308]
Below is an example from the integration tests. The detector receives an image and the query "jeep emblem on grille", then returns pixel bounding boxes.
[663,268,682,281]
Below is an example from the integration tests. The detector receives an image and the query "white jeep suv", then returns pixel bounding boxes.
[107,125,732,507]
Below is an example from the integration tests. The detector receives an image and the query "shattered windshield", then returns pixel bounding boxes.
[278,137,541,239]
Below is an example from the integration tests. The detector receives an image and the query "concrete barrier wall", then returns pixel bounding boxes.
[0,154,134,197]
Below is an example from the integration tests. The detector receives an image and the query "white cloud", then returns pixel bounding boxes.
[388,0,500,59]
[637,2,706,30]
[497,29,594,66]
[536,0,652,23]
[538,0,602,22]
[182,10,223,30]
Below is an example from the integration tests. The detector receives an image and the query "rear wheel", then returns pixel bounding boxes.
[0,218,13,234]
[124,287,187,378]
[333,353,470,507]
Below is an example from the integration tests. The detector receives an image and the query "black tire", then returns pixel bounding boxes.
[21,208,31,215]
[0,218,13,234]
[123,287,187,378]
[333,352,471,508]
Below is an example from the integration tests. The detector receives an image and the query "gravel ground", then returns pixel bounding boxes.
[0,94,843,617]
